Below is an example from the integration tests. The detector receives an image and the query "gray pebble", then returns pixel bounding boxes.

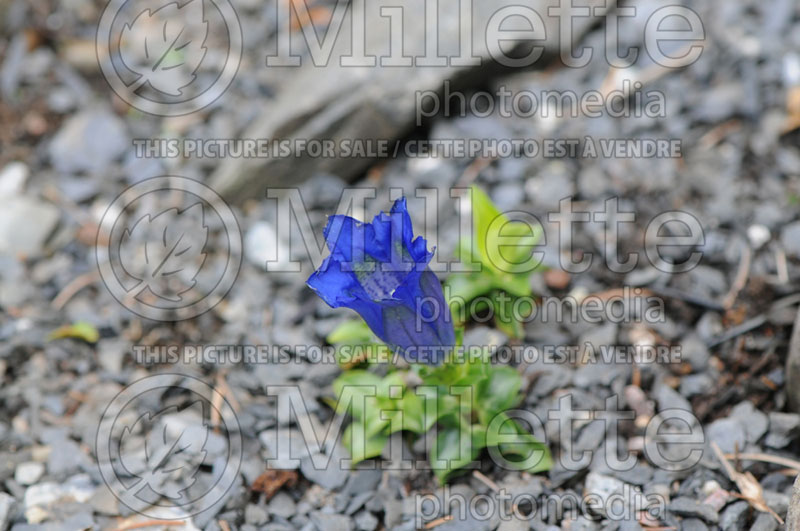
[706,418,747,454]
[751,512,778,531]
[310,511,355,531]
[0,493,15,530]
[14,462,44,486]
[268,492,296,519]
[780,222,800,258]
[48,108,129,174]
[729,401,769,444]
[245,503,269,526]
[680,518,709,531]
[669,497,718,524]
[354,510,378,531]
[719,500,749,531]
[765,412,800,448]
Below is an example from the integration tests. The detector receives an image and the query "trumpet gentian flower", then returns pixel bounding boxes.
[308,198,454,364]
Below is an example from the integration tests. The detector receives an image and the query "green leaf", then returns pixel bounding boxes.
[486,414,552,474]
[48,322,100,343]
[429,427,483,483]
[445,273,495,324]
[327,319,375,345]
[399,391,426,433]
[491,290,532,339]
[343,423,389,466]
[490,217,543,270]
[332,371,382,418]
[471,186,504,275]
[471,186,543,276]
[377,371,407,398]
[477,367,522,424]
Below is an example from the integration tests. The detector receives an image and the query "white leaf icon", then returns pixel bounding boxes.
[118,203,209,303]
[119,0,208,96]
[118,402,209,500]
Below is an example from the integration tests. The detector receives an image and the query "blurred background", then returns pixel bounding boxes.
[1,0,800,529]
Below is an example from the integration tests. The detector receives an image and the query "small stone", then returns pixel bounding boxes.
[245,504,269,526]
[706,418,747,454]
[0,493,15,530]
[97,338,128,374]
[752,512,778,531]
[0,197,60,257]
[342,469,382,497]
[669,497,718,524]
[0,162,29,196]
[681,334,711,371]
[300,452,349,490]
[259,429,305,469]
[747,224,771,249]
[24,475,94,523]
[47,439,88,477]
[729,401,769,444]
[246,221,286,270]
[653,381,693,413]
[583,473,645,517]
[310,512,355,531]
[525,162,574,209]
[48,108,129,174]
[719,500,749,531]
[680,373,713,398]
[617,522,643,531]
[345,492,373,516]
[763,490,790,517]
[680,518,709,531]
[89,485,119,515]
[354,510,378,531]
[765,412,800,448]
[269,492,296,519]
[497,516,530,531]
[781,222,800,258]
[14,462,44,486]
[382,497,404,528]
[561,516,599,531]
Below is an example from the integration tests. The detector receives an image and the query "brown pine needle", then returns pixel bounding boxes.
[472,470,500,492]
[723,452,800,472]
[424,516,453,529]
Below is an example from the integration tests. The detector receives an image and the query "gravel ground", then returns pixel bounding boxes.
[1,0,800,530]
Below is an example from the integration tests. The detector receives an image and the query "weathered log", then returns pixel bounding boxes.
[788,474,800,531]
[787,307,800,413]
[209,0,612,203]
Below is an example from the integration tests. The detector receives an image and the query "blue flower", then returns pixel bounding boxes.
[307,198,455,364]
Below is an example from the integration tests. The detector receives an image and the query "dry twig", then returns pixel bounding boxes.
[424,516,454,529]
[711,441,784,524]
